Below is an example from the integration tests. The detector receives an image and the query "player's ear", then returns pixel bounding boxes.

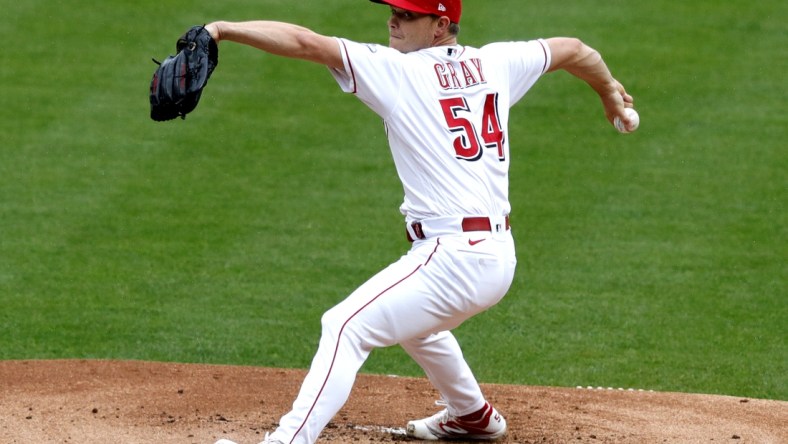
[434,16,452,37]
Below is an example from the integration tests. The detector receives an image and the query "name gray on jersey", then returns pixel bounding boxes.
[434,58,486,90]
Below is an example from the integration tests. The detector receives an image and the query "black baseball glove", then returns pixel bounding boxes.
[149,25,219,121]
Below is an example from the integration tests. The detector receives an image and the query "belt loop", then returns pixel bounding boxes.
[406,222,425,242]
[413,222,425,240]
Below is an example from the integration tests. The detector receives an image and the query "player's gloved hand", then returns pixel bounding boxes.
[149,25,219,121]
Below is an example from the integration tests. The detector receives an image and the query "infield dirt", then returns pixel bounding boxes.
[1,360,785,443]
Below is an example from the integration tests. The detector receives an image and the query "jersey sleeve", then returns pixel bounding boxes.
[483,39,551,105]
[328,38,404,118]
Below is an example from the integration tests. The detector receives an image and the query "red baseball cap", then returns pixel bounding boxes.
[370,0,462,24]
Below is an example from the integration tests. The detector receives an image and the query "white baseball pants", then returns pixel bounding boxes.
[269,228,516,444]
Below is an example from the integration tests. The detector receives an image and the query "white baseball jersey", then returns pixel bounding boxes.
[330,38,551,222]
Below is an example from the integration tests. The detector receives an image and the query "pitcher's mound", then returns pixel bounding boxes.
[0,360,785,443]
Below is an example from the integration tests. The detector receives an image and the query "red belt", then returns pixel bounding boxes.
[407,216,510,242]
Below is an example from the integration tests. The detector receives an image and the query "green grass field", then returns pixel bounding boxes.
[1,0,785,401]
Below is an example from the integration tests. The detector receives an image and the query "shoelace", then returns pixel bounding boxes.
[433,399,450,418]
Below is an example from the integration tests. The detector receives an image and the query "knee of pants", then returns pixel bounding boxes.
[320,305,377,352]
[320,305,367,341]
[320,305,345,337]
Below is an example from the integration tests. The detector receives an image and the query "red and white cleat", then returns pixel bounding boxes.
[406,401,507,441]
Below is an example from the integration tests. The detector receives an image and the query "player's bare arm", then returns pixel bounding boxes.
[205,21,343,70]
[546,37,635,127]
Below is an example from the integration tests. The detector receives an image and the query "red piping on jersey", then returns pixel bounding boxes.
[290,240,441,443]
[538,40,549,73]
[339,40,358,94]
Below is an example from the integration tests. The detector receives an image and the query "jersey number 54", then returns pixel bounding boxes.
[440,93,505,162]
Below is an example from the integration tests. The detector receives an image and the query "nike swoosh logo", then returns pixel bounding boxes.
[468,238,487,246]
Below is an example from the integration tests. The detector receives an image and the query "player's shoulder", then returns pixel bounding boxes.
[338,38,401,57]
[477,40,550,65]
[479,39,546,52]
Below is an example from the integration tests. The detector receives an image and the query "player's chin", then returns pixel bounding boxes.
[391,42,417,53]
[389,36,406,51]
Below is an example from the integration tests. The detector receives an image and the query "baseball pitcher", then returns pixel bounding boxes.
[201,1,635,443]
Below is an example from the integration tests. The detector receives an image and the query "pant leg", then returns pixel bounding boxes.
[270,242,438,444]
[400,233,517,416]
[400,331,486,417]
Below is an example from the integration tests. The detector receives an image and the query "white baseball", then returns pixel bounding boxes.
[614,108,640,133]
